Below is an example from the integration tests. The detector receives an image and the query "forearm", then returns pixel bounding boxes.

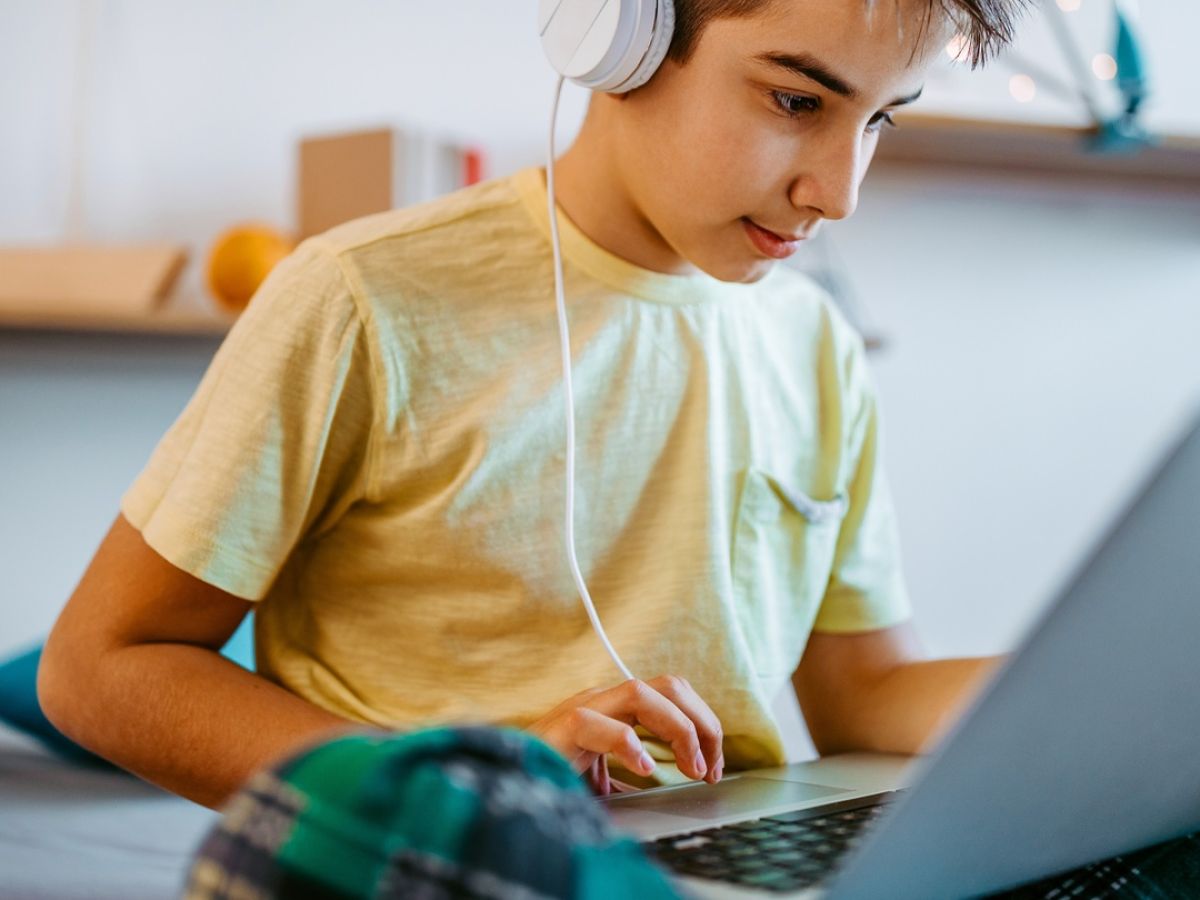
[41,642,360,810]
[815,656,1005,756]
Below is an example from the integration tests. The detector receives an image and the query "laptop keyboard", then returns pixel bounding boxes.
[645,792,900,893]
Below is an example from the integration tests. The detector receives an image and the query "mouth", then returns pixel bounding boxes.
[742,218,808,260]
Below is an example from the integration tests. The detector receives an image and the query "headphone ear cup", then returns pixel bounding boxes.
[613,0,675,93]
[540,0,675,94]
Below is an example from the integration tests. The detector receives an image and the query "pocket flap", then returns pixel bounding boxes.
[760,470,848,525]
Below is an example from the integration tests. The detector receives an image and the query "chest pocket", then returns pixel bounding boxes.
[731,467,847,681]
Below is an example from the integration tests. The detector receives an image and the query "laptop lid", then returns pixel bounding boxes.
[826,407,1200,899]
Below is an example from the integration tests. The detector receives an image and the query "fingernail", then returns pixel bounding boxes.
[715,761,723,781]
[694,752,707,777]
[639,752,656,773]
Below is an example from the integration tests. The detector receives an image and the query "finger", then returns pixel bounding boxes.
[646,674,725,784]
[585,679,708,781]
[587,756,611,796]
[567,707,657,778]
[527,688,610,771]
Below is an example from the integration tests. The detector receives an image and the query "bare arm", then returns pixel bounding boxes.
[38,514,359,810]
[792,621,1005,756]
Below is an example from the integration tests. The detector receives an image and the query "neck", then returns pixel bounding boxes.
[551,102,699,277]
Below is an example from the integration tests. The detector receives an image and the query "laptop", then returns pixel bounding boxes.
[600,406,1200,899]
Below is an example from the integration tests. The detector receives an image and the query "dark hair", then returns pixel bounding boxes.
[667,0,1027,69]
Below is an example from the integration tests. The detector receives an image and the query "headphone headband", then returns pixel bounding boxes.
[539,0,676,93]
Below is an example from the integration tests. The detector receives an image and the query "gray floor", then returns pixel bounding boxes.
[0,723,217,899]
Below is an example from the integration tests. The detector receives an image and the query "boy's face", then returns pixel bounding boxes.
[611,0,950,283]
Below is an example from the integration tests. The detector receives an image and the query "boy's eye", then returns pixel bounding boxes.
[865,111,898,135]
[771,90,819,118]
[771,90,899,136]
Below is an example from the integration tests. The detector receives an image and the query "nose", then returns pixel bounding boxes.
[788,130,868,222]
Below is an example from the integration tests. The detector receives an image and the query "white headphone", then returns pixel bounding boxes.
[539,0,676,94]
[537,1,676,682]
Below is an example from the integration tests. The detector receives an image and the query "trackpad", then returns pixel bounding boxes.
[601,776,848,822]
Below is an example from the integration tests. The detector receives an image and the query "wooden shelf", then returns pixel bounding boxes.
[0,302,235,337]
[5,115,1194,341]
[876,112,1200,190]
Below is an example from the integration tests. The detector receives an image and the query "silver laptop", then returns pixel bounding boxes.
[601,406,1200,899]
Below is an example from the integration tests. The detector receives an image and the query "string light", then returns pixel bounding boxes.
[1091,53,1118,80]
[1009,74,1038,103]
[945,33,970,63]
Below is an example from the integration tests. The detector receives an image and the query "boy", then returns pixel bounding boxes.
[39,0,1015,811]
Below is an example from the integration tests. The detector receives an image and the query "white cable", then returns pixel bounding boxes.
[547,75,635,683]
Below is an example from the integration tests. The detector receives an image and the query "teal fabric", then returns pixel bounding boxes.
[218,613,256,671]
[0,614,255,765]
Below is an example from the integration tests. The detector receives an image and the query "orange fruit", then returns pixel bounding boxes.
[205,224,295,313]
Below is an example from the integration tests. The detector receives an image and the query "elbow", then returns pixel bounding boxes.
[37,626,96,748]
[37,631,72,735]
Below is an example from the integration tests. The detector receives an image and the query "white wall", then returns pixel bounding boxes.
[1,1,589,254]
[0,331,222,645]
[2,2,1199,760]
[845,166,1200,658]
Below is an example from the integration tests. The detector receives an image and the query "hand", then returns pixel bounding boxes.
[527,675,724,796]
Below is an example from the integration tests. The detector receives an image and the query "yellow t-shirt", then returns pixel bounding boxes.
[121,166,911,783]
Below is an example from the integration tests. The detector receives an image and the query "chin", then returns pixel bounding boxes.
[701,255,776,285]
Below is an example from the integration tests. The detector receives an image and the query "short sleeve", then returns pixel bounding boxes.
[811,342,913,633]
[120,238,379,601]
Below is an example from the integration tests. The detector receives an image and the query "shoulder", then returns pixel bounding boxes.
[309,173,526,263]
[240,174,528,328]
[295,172,545,310]
[236,237,359,337]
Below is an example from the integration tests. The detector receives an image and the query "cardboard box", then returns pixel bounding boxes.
[0,244,187,316]
[297,127,486,240]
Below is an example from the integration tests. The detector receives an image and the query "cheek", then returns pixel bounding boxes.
[664,115,788,223]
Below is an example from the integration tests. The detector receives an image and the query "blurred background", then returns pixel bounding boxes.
[1,1,1197,759]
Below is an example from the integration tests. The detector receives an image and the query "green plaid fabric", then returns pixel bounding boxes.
[183,725,684,900]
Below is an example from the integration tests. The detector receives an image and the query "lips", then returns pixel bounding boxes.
[755,223,805,242]
[743,218,807,260]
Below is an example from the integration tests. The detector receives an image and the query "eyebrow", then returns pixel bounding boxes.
[752,51,924,107]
